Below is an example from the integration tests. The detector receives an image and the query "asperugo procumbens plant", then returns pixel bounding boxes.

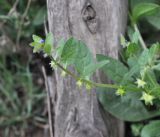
[30,2,160,121]
[30,31,160,102]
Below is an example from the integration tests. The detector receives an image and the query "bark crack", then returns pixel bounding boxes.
[82,1,98,34]
[66,0,73,36]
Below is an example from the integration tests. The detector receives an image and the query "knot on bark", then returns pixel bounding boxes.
[82,1,98,34]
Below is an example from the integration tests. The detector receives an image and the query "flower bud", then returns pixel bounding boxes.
[85,83,92,90]
[50,61,57,69]
[116,87,125,96]
[40,39,45,43]
[76,80,83,87]
[61,71,66,77]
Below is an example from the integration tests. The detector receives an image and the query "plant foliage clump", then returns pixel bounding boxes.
[30,1,160,137]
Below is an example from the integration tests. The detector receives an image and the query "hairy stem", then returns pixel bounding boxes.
[51,57,79,80]
[134,24,147,50]
[50,56,140,92]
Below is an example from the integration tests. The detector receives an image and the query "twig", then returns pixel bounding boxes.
[34,121,49,129]
[16,0,32,49]
[8,0,19,15]
[0,0,19,29]
[42,66,54,137]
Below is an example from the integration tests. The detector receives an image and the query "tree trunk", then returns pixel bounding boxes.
[46,0,128,137]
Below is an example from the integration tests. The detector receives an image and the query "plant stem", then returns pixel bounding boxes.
[50,56,140,92]
[85,80,119,89]
[50,57,119,89]
[134,24,147,50]
[16,0,32,49]
[50,56,141,92]
[51,57,79,80]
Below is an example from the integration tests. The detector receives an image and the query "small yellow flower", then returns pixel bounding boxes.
[140,92,155,105]
[116,87,125,96]
[76,80,83,87]
[50,61,57,69]
[135,78,146,88]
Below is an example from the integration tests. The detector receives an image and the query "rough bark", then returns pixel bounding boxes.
[46,0,128,137]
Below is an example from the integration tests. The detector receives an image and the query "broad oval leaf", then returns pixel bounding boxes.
[97,87,160,122]
[83,60,109,77]
[96,54,130,84]
[61,37,79,64]
[74,41,94,77]
[132,3,159,22]
[141,121,160,137]
[146,11,160,30]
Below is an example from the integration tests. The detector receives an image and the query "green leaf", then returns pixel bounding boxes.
[125,57,140,80]
[131,31,140,44]
[138,44,159,66]
[148,43,160,62]
[33,7,46,26]
[127,56,138,68]
[124,44,159,81]
[132,3,160,22]
[44,32,54,55]
[151,86,160,97]
[74,41,94,77]
[146,11,160,30]
[32,35,43,43]
[125,43,140,57]
[141,121,160,137]
[127,27,140,44]
[97,88,160,122]
[61,37,79,64]
[55,39,65,58]
[83,60,109,77]
[144,69,158,88]
[45,32,54,47]
[153,63,160,71]
[123,64,140,80]
[131,123,144,137]
[44,44,52,55]
[130,0,157,10]
[30,42,43,53]
[96,54,129,84]
[138,49,150,66]
[61,38,97,78]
